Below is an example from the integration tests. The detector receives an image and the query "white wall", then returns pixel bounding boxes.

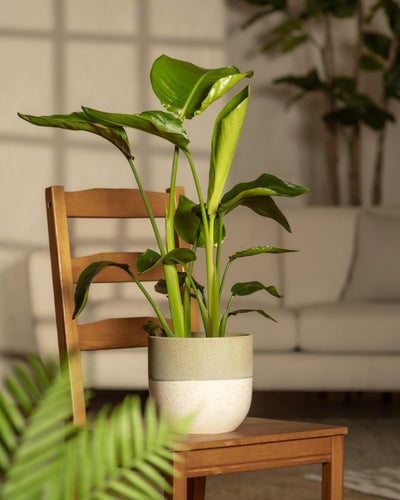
[0,0,227,358]
[2,0,399,361]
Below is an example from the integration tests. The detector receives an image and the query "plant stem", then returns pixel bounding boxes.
[184,151,214,335]
[182,265,211,337]
[127,158,165,255]
[207,215,219,336]
[164,147,186,336]
[128,156,184,336]
[219,295,234,338]
[127,270,174,337]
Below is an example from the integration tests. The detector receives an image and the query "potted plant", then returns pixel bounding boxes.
[0,356,191,500]
[18,54,308,433]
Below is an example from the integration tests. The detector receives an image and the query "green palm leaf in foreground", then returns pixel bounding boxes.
[0,357,190,500]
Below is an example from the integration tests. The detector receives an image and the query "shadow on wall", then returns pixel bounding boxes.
[0,251,39,383]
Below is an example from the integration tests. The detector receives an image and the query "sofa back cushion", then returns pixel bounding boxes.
[344,209,400,301]
[219,206,282,306]
[280,207,359,307]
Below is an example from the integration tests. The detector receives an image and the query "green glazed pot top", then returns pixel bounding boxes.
[148,333,253,381]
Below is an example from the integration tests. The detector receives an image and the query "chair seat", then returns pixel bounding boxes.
[173,417,347,499]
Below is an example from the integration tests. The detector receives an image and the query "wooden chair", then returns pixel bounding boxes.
[46,185,347,500]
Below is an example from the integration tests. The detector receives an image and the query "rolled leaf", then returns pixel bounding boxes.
[150,54,253,120]
[73,261,131,318]
[18,112,132,159]
[231,281,282,298]
[82,107,189,151]
[207,86,251,216]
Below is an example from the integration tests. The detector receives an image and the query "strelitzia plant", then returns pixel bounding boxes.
[19,54,308,338]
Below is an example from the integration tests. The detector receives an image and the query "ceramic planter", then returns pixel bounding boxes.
[148,333,253,434]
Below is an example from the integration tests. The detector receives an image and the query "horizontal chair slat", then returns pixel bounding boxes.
[71,252,164,282]
[78,317,173,350]
[65,188,171,218]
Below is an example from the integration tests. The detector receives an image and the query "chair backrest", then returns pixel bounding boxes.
[46,186,199,425]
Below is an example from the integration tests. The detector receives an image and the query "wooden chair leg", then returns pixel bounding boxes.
[188,477,206,500]
[165,453,188,499]
[322,435,345,500]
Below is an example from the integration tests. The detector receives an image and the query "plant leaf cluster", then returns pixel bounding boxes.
[240,0,400,205]
[0,356,190,499]
[19,54,308,338]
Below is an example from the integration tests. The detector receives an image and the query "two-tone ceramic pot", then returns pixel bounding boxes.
[148,333,253,434]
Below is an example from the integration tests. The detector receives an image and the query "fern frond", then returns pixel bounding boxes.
[0,357,189,500]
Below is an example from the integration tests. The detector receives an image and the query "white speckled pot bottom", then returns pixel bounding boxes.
[149,377,253,434]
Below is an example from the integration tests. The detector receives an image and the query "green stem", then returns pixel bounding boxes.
[215,214,224,296]
[127,157,165,255]
[207,215,219,336]
[127,270,174,337]
[219,295,234,338]
[163,147,185,336]
[182,265,211,337]
[220,256,233,296]
[184,150,214,335]
[128,156,184,336]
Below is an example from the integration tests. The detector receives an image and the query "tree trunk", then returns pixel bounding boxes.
[349,125,362,205]
[372,124,387,205]
[323,14,340,205]
[324,114,340,205]
[348,0,363,206]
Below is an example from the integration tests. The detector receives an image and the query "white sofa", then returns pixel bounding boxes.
[29,206,400,392]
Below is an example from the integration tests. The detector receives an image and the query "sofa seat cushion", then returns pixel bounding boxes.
[253,352,400,391]
[297,302,400,353]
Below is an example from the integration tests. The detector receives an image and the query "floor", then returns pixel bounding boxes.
[89,389,400,420]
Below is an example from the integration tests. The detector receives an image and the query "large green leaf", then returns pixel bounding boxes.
[306,0,358,18]
[324,103,394,129]
[207,86,250,216]
[229,246,296,262]
[363,31,392,59]
[137,248,196,274]
[82,107,190,151]
[150,55,253,120]
[220,192,292,231]
[219,174,309,223]
[385,62,400,99]
[73,261,131,319]
[18,111,132,159]
[274,69,325,92]
[360,54,383,71]
[228,308,277,322]
[174,194,225,246]
[231,281,282,298]
[241,0,287,29]
[155,272,205,297]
